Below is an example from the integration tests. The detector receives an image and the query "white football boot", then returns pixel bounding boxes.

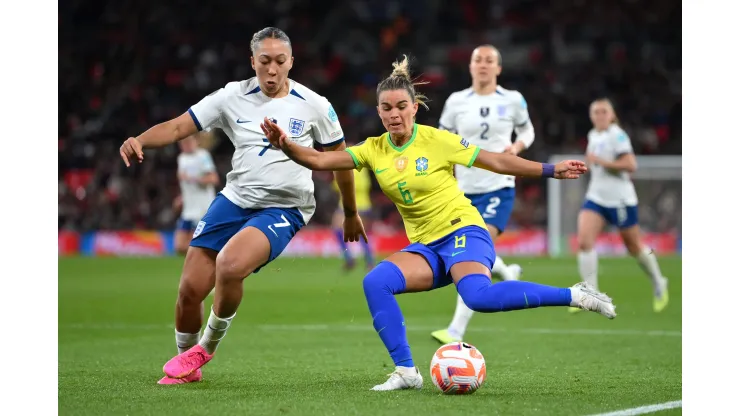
[371,366,423,391]
[507,264,522,280]
[569,282,617,319]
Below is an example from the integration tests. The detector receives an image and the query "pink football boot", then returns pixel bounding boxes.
[163,344,214,379]
[157,369,203,385]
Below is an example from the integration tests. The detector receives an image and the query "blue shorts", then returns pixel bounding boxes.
[582,200,638,229]
[401,225,496,289]
[176,218,196,231]
[190,193,305,273]
[465,187,516,233]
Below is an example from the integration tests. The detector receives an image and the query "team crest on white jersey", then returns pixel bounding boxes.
[193,221,206,238]
[497,105,507,117]
[328,105,338,122]
[289,118,306,136]
[480,107,490,117]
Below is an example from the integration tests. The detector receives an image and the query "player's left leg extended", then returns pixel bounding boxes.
[619,221,669,312]
[432,190,520,344]
[163,208,304,379]
[445,226,616,318]
[363,251,436,391]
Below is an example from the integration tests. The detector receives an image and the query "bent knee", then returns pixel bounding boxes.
[459,293,488,312]
[362,269,383,294]
[363,262,405,295]
[178,278,208,306]
[216,251,256,281]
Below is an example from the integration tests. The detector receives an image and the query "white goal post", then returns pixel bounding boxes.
[546,155,682,257]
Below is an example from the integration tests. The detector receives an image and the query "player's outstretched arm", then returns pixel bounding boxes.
[261,118,356,171]
[120,112,199,167]
[472,149,588,180]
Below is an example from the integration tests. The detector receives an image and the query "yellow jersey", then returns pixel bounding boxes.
[346,123,486,244]
[332,168,373,212]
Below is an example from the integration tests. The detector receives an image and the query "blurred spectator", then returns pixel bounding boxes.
[59,0,680,232]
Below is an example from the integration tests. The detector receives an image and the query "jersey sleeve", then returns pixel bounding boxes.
[440,130,480,168]
[612,128,634,156]
[189,88,228,131]
[312,98,345,147]
[512,92,530,127]
[345,140,372,171]
[438,95,458,133]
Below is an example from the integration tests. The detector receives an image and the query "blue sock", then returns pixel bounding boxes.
[362,261,413,367]
[360,238,375,266]
[457,274,572,312]
[334,229,352,263]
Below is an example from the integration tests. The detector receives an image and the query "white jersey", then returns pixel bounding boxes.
[439,85,533,194]
[188,77,345,223]
[177,148,217,221]
[584,124,638,207]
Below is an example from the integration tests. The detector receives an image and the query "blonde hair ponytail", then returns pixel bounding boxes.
[377,54,429,110]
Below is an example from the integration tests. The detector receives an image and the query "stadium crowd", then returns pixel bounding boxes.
[59,0,681,233]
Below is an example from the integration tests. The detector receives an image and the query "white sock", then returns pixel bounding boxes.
[198,308,235,354]
[491,256,515,281]
[636,246,664,294]
[448,295,474,339]
[569,286,583,307]
[175,330,200,354]
[578,250,599,290]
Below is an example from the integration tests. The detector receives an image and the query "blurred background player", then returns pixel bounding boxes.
[432,45,535,344]
[173,133,219,255]
[571,98,669,313]
[331,167,375,270]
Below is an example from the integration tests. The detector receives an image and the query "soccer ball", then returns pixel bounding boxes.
[430,342,487,394]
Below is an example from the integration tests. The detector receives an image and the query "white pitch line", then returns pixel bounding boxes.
[62,323,681,337]
[586,400,682,416]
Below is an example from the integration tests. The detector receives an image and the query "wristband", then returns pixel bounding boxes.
[542,163,555,178]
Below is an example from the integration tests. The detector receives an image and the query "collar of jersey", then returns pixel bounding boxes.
[385,123,418,153]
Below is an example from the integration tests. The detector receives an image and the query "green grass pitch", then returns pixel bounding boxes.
[59,256,681,415]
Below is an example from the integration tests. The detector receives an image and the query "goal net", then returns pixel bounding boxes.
[546,155,681,257]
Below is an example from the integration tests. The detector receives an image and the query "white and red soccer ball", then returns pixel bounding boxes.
[430,342,487,394]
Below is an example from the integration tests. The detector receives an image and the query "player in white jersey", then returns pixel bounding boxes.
[431,45,535,344]
[570,98,669,314]
[119,27,366,385]
[173,134,219,255]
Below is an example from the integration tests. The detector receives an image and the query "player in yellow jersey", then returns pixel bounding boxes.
[331,167,375,270]
[260,55,617,392]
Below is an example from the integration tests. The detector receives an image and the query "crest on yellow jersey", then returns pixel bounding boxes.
[394,156,408,172]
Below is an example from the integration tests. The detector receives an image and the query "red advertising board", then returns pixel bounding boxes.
[88,231,167,256]
[58,231,80,255]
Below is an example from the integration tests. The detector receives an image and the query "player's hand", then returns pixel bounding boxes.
[260,117,289,150]
[554,160,588,179]
[120,137,144,167]
[343,212,368,243]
